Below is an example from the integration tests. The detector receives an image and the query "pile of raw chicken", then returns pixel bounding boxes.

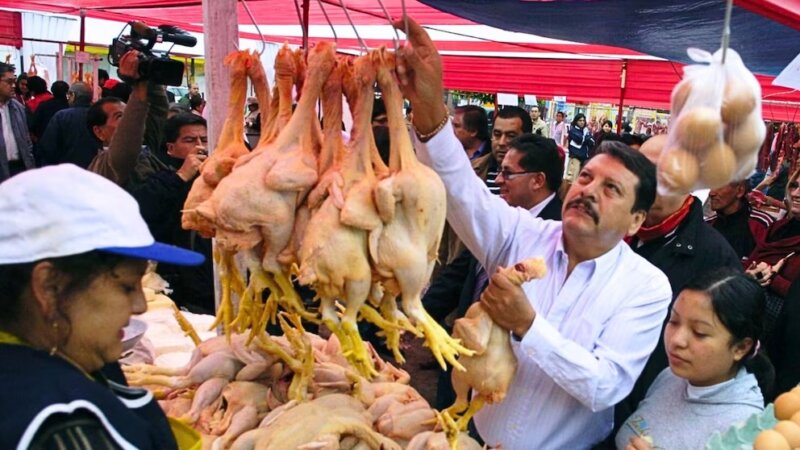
[125,318,484,449]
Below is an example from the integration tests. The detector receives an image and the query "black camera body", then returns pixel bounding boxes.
[108,22,197,86]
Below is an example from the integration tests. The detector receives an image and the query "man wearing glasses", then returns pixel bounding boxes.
[0,63,34,182]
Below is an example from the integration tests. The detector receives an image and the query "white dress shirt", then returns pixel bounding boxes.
[414,121,672,450]
[0,102,19,161]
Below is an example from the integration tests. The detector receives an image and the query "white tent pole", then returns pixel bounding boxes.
[203,0,238,329]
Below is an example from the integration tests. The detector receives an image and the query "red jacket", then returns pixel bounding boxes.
[744,217,800,297]
[26,92,53,114]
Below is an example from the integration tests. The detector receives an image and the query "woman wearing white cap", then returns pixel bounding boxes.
[0,165,203,449]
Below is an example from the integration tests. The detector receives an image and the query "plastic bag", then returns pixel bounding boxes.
[655,47,765,196]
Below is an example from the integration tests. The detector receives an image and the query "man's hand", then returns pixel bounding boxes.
[118,50,142,82]
[625,436,654,450]
[391,17,448,135]
[176,147,207,182]
[480,267,536,338]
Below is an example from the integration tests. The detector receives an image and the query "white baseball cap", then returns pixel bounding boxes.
[0,164,204,266]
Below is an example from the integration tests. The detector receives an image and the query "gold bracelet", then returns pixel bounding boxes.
[413,112,450,142]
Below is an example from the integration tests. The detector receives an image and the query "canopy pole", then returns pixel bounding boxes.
[302,0,310,51]
[203,0,238,331]
[78,9,86,79]
[616,60,627,133]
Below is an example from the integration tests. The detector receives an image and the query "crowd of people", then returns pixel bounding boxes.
[0,18,799,449]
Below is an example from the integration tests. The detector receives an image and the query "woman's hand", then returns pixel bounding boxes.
[625,436,654,450]
[746,261,775,287]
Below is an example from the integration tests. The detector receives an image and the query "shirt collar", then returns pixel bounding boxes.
[556,229,624,275]
[529,193,556,218]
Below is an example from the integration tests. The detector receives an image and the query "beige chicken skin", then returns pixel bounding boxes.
[297,53,384,378]
[368,48,472,371]
[229,394,401,450]
[196,43,336,329]
[443,257,547,445]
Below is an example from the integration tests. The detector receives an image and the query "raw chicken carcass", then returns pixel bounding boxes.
[444,257,547,440]
[368,48,472,370]
[182,50,257,238]
[229,394,401,450]
[297,53,384,377]
[196,42,336,328]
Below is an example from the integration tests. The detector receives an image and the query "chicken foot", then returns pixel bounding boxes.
[252,313,314,402]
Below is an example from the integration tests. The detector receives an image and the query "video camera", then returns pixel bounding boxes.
[108,21,197,86]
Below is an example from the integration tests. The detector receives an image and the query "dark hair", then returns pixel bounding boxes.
[596,132,622,149]
[14,73,27,96]
[0,62,14,77]
[86,97,124,138]
[682,268,775,399]
[595,140,657,213]
[509,133,563,193]
[620,133,644,148]
[102,82,132,102]
[601,119,613,129]
[372,97,387,121]
[372,124,390,166]
[556,111,564,118]
[50,80,69,99]
[571,113,587,128]
[26,76,47,95]
[189,93,204,111]
[98,69,109,82]
[494,106,532,134]
[169,103,190,116]
[0,251,128,345]
[164,113,207,144]
[455,105,489,142]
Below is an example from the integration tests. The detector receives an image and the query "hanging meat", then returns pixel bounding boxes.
[195,42,336,332]
[182,50,257,238]
[297,52,384,378]
[368,48,472,371]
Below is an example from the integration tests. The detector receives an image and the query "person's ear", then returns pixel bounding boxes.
[529,172,546,191]
[166,142,176,156]
[626,210,647,237]
[29,262,65,320]
[92,125,104,141]
[732,337,754,363]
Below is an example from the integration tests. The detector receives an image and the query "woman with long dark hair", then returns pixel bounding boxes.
[616,269,773,450]
[565,113,594,183]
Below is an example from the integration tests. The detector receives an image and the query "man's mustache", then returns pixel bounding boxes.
[566,197,599,225]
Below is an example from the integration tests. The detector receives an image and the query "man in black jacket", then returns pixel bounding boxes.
[423,133,563,408]
[610,141,742,439]
[130,113,213,313]
[38,82,97,168]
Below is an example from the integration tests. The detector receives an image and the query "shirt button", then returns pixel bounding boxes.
[687,244,693,250]
[676,243,682,248]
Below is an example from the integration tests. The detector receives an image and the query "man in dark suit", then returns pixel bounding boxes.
[423,133,563,408]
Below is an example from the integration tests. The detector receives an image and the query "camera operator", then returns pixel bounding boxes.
[87,49,169,190]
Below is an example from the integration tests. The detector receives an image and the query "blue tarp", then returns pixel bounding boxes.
[420,0,798,76]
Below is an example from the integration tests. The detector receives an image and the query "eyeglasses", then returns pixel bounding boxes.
[498,169,537,181]
[0,78,15,85]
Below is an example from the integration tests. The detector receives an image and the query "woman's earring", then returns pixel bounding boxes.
[49,322,59,356]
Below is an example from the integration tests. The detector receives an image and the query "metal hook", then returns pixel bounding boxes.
[317,0,338,44]
[720,0,733,64]
[339,0,369,54]
[241,0,266,55]
[401,0,409,42]
[375,0,400,52]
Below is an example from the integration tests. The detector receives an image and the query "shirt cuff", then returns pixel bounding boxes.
[517,314,561,363]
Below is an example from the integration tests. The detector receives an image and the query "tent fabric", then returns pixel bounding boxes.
[2,0,799,119]
[0,10,22,48]
[420,0,800,77]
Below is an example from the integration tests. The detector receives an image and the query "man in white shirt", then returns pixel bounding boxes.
[394,18,672,449]
[0,63,35,182]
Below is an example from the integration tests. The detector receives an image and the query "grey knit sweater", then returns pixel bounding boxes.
[615,367,763,449]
